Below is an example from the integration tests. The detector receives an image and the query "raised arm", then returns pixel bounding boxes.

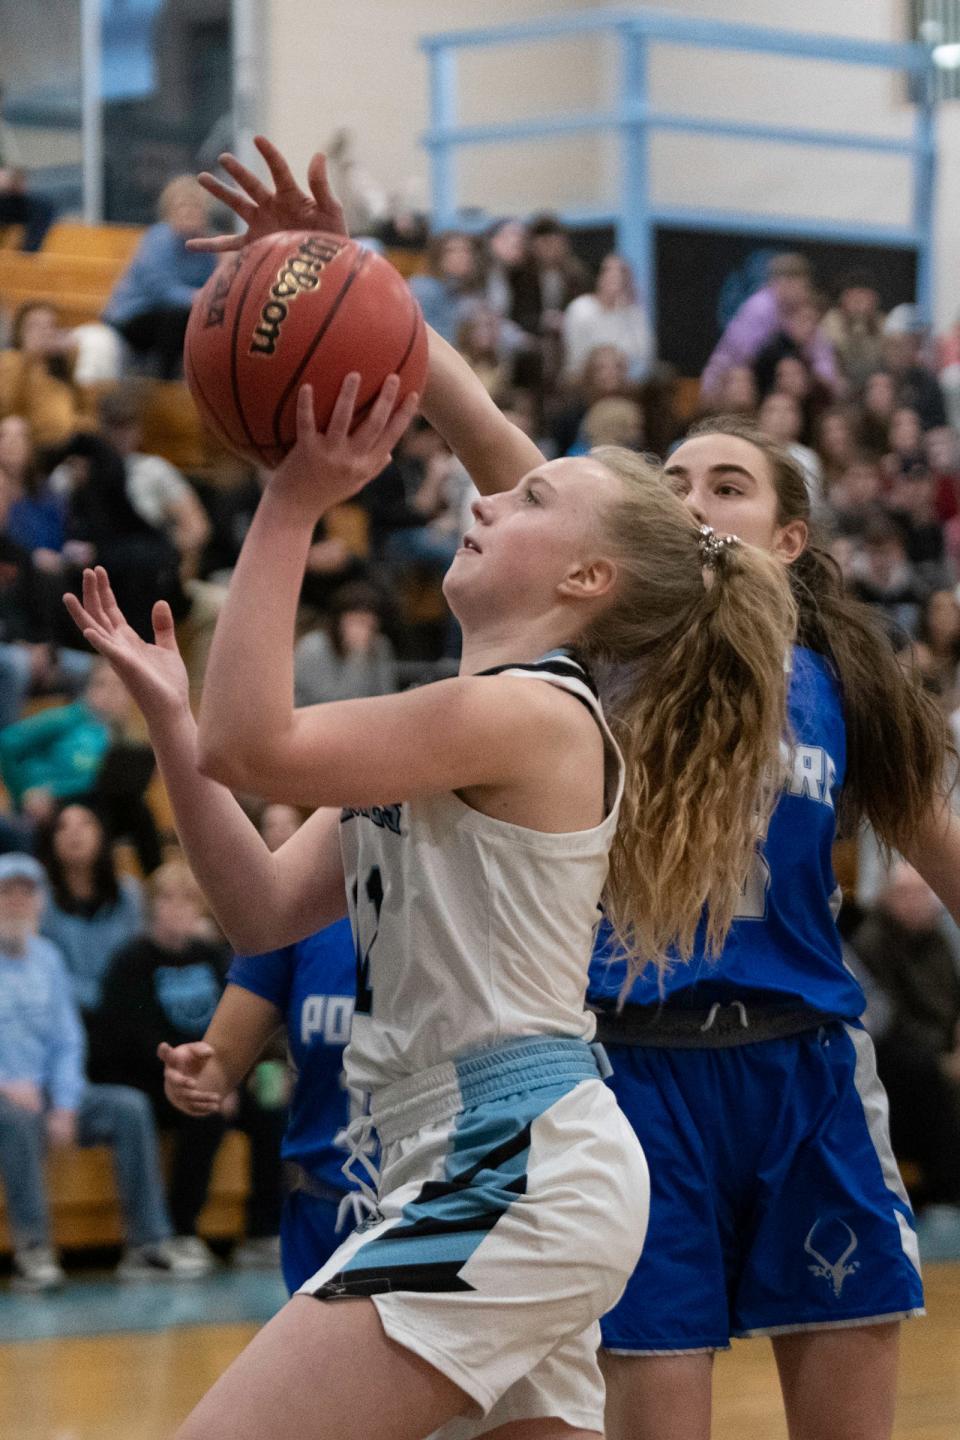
[189,136,543,495]
[64,569,346,953]
[422,327,545,495]
[196,379,586,808]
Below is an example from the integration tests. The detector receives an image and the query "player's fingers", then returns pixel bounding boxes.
[307,152,329,201]
[354,374,401,448]
[218,151,274,207]
[382,390,421,452]
[81,567,110,630]
[95,566,122,623]
[195,171,257,222]
[62,595,116,659]
[151,600,179,652]
[307,153,344,228]
[186,234,244,254]
[254,136,302,196]
[295,384,317,442]
[62,592,97,636]
[326,372,362,442]
[68,619,124,665]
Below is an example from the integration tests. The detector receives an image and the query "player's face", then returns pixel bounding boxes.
[445,458,619,623]
[664,434,805,561]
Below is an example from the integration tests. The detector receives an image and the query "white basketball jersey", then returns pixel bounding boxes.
[339,652,626,1095]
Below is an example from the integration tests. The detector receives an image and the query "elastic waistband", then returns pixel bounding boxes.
[594,1001,836,1049]
[371,1035,608,1146]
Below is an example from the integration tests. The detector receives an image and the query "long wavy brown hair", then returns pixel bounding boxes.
[581,446,798,977]
[684,415,954,850]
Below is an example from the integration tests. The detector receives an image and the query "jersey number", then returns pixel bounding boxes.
[353,865,383,1015]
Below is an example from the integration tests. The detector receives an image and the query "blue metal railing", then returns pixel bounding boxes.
[421,8,939,330]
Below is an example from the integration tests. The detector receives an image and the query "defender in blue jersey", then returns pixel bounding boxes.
[161,919,367,1293]
[595,418,960,1440]
[227,921,364,1292]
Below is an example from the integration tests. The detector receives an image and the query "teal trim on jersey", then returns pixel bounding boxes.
[337,1086,544,1275]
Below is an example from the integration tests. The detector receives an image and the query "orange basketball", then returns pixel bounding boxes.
[183,231,427,467]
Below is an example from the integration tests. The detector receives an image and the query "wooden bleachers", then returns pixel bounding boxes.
[0,223,26,251]
[42,221,145,263]
[0,1132,251,1252]
[0,220,144,330]
[0,222,426,331]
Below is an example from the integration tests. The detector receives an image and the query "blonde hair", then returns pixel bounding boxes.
[581,446,798,983]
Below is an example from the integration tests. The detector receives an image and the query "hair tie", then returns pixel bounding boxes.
[698,524,741,570]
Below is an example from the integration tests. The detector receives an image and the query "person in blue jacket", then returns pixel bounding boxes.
[102,176,216,379]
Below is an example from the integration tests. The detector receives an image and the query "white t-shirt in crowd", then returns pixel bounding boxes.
[561,294,654,382]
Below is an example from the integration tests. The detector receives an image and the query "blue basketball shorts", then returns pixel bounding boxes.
[298,1036,649,1437]
[280,1190,347,1295]
[601,1021,924,1353]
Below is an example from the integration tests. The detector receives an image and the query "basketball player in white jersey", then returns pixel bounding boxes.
[65,156,798,1440]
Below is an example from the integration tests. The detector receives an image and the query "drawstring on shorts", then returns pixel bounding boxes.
[339,1111,382,1224]
[699,1001,749,1034]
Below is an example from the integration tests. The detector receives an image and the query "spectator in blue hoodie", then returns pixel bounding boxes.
[0,852,207,1289]
[102,177,217,379]
[0,659,162,874]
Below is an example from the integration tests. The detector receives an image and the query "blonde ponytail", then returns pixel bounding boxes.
[583,447,798,983]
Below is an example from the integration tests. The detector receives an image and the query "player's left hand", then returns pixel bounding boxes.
[265,374,419,522]
[188,135,347,254]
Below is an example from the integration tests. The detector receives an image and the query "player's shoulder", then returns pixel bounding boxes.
[477,649,598,702]
[470,651,601,735]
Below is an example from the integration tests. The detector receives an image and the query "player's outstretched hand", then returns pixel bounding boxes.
[267,374,419,522]
[63,567,190,725]
[158,1040,227,1117]
[189,135,347,253]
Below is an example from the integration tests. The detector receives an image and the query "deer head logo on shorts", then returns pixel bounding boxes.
[804,1219,860,1298]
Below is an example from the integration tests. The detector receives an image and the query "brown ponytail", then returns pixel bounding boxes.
[583,447,797,979]
[685,416,954,849]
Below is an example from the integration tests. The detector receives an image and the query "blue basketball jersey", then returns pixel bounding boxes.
[588,645,864,1019]
[227,919,359,1192]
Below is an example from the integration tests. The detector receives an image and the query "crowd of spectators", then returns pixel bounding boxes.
[3,177,960,1283]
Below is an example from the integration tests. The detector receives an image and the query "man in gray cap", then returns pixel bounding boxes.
[0,853,207,1288]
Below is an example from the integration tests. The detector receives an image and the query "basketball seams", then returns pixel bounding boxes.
[184,341,241,455]
[349,293,425,427]
[186,235,427,467]
[270,246,374,451]
[229,243,286,467]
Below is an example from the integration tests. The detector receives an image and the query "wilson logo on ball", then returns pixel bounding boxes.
[250,235,347,356]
